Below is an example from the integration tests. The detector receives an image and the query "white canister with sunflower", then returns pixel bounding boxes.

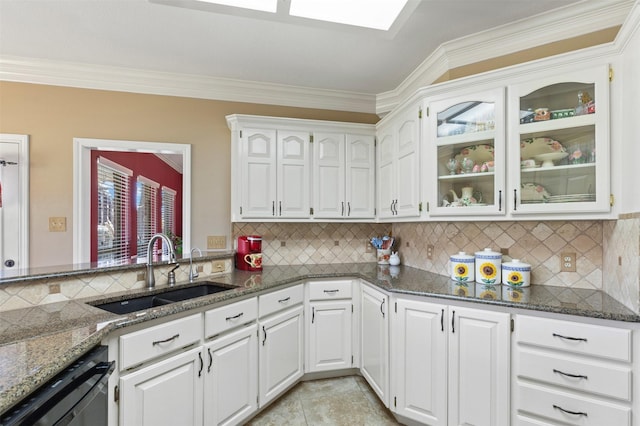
[502,259,531,287]
[475,248,502,284]
[450,252,475,283]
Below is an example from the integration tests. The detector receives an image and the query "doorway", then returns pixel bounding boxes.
[0,134,29,272]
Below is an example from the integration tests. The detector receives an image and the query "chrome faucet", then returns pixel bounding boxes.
[189,247,203,282]
[146,233,177,289]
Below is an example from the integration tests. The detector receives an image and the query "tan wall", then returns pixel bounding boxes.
[0,81,378,267]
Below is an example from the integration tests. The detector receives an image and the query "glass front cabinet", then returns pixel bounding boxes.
[507,65,610,215]
[426,88,506,217]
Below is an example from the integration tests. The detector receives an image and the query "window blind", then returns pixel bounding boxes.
[136,176,159,260]
[96,157,132,266]
[161,186,177,256]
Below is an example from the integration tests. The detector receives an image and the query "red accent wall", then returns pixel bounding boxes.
[90,150,183,262]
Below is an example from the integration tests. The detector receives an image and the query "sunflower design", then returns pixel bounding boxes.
[507,289,523,302]
[479,262,497,284]
[453,283,469,297]
[479,285,497,300]
[453,263,469,282]
[506,271,524,287]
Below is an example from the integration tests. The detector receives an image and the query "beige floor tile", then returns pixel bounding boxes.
[245,376,400,426]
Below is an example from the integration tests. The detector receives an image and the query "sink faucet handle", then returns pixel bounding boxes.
[167,263,179,286]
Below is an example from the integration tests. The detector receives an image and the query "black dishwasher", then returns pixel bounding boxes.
[0,345,115,426]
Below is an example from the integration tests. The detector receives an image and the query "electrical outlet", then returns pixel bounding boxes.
[211,261,225,272]
[49,217,67,232]
[207,236,226,249]
[560,252,576,272]
[427,244,434,260]
[365,240,373,253]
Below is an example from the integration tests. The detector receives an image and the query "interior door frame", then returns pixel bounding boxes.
[73,138,191,265]
[0,134,29,270]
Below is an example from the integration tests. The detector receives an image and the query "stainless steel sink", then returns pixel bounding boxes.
[91,282,233,315]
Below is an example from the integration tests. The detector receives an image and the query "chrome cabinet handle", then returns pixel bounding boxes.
[498,190,502,211]
[341,201,345,216]
[152,334,179,346]
[279,201,282,216]
[553,369,587,380]
[312,307,315,323]
[451,310,455,333]
[513,189,517,211]
[278,297,290,303]
[380,299,385,318]
[272,201,275,216]
[441,309,444,332]
[262,326,267,346]
[553,404,587,417]
[225,312,244,321]
[208,348,213,373]
[553,333,587,342]
[198,351,203,377]
[347,202,351,216]
[324,289,339,294]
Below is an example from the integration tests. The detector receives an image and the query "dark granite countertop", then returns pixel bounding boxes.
[1,263,638,415]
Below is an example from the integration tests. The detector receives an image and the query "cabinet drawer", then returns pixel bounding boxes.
[516,315,631,362]
[308,280,352,300]
[259,284,304,317]
[517,382,630,426]
[120,314,202,370]
[517,347,631,401]
[204,297,258,338]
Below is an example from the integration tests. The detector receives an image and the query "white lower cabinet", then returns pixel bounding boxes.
[306,280,354,373]
[391,297,510,426]
[360,283,390,407]
[513,314,633,426]
[392,298,447,426]
[204,324,258,426]
[119,347,204,426]
[258,301,304,407]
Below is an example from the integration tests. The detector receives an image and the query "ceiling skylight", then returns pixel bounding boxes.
[196,0,277,13]
[289,0,409,30]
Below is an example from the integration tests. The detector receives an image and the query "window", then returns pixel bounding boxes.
[161,186,177,256]
[96,157,132,266]
[136,176,159,260]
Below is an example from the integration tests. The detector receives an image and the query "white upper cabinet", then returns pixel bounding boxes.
[277,131,311,218]
[376,101,421,219]
[507,65,611,216]
[313,132,375,219]
[426,88,506,217]
[239,128,279,218]
[227,115,374,222]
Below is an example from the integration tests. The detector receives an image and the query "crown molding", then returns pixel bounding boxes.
[0,1,635,116]
[0,56,377,114]
[376,0,635,115]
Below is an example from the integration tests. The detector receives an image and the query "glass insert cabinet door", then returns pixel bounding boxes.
[507,65,610,215]
[427,88,506,216]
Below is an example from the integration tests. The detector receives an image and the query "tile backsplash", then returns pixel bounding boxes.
[392,220,604,290]
[232,222,390,265]
[603,214,640,313]
[1,217,638,313]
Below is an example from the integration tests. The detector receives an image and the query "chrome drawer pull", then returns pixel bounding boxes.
[553,369,588,380]
[553,404,587,417]
[552,333,587,342]
[278,297,291,303]
[324,289,339,294]
[152,334,179,345]
[225,312,244,321]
